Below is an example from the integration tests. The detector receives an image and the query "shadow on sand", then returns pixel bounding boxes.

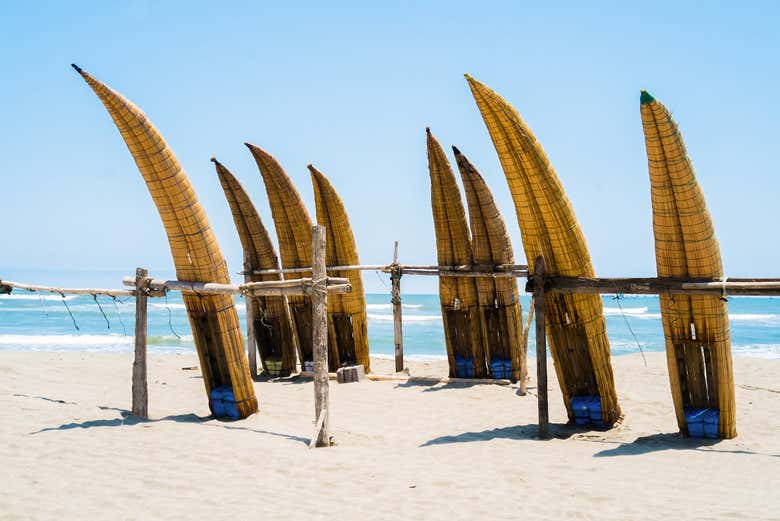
[592,433,780,459]
[30,406,309,445]
[393,379,517,393]
[420,423,577,446]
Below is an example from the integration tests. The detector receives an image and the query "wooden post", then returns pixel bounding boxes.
[132,267,149,419]
[311,225,330,447]
[243,251,257,377]
[391,241,404,373]
[533,256,549,438]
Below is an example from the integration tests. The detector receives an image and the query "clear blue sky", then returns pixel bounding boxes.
[1,1,778,292]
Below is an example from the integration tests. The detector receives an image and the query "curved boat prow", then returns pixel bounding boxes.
[245,143,322,369]
[465,74,620,425]
[308,164,370,372]
[640,91,736,439]
[453,146,526,383]
[73,65,257,418]
[426,128,486,378]
[212,158,297,377]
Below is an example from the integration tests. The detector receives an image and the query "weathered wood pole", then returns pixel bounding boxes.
[311,225,330,447]
[243,250,257,377]
[132,267,149,419]
[391,241,404,372]
[533,256,549,438]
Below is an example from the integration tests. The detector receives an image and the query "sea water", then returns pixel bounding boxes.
[2,286,779,360]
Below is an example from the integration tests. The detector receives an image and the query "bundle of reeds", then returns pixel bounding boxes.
[640,91,736,438]
[465,75,620,424]
[73,65,257,418]
[247,145,345,371]
[309,165,370,372]
[213,158,297,377]
[426,128,486,378]
[453,147,526,383]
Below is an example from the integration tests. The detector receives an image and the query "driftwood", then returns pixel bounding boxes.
[120,276,351,296]
[243,251,258,377]
[132,268,149,419]
[531,276,780,297]
[311,225,331,448]
[0,279,134,297]
[391,241,404,372]
[533,257,549,439]
[248,262,529,276]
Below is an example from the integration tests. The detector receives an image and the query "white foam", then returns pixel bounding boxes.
[372,353,448,362]
[0,333,193,352]
[0,294,77,301]
[366,303,423,311]
[728,313,780,323]
[603,306,648,315]
[367,313,441,323]
[731,344,780,359]
[150,303,187,310]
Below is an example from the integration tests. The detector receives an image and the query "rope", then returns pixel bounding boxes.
[252,298,273,333]
[164,292,181,340]
[720,276,728,302]
[59,292,79,332]
[374,269,390,292]
[613,294,647,366]
[93,294,110,329]
[311,276,328,297]
[111,296,127,336]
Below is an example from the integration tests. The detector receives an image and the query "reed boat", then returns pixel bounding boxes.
[245,144,339,371]
[640,91,736,438]
[73,65,257,419]
[308,165,370,372]
[453,147,526,383]
[212,158,297,377]
[426,128,486,378]
[466,75,621,425]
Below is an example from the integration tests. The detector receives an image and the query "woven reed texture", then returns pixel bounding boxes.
[213,159,297,376]
[246,145,341,371]
[74,66,257,418]
[640,92,736,438]
[309,165,371,372]
[454,147,526,383]
[466,75,620,423]
[426,129,487,378]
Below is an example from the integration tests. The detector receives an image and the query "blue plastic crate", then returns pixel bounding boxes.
[703,409,720,439]
[684,408,708,438]
[571,395,603,426]
[587,396,603,421]
[209,385,241,420]
[491,358,510,379]
[570,395,591,419]
[455,355,474,378]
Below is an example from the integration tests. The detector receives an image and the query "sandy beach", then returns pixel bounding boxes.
[0,351,777,520]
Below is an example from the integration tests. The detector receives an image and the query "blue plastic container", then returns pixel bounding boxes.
[570,396,591,419]
[491,358,510,379]
[455,355,473,378]
[570,395,603,426]
[587,396,603,421]
[209,385,241,420]
[685,408,707,438]
[703,409,720,439]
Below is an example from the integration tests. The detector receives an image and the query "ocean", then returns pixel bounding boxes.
[2,289,779,360]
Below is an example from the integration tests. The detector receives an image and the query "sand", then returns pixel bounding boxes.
[0,351,778,520]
